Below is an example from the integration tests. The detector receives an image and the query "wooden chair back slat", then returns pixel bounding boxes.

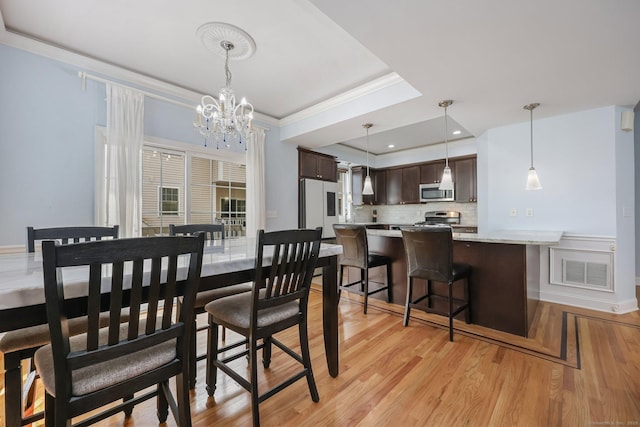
[145,257,162,335]
[254,228,321,312]
[127,258,144,340]
[87,263,102,351]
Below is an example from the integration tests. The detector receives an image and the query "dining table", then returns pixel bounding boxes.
[0,236,343,377]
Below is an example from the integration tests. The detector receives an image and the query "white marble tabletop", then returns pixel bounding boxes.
[0,237,343,310]
[366,228,563,245]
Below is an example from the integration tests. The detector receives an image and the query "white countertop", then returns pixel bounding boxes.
[366,228,563,245]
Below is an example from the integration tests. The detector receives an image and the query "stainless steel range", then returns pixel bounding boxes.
[414,211,461,226]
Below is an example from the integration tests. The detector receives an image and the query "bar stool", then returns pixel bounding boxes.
[400,226,471,341]
[333,224,392,314]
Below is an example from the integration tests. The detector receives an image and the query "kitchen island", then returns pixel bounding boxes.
[354,228,562,337]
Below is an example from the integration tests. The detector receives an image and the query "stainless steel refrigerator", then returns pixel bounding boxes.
[300,178,338,238]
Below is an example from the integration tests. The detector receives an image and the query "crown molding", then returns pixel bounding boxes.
[0,26,279,125]
[278,72,405,127]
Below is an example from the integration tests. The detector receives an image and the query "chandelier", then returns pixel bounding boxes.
[193,23,255,150]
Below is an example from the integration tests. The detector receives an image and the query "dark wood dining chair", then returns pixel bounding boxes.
[205,228,322,427]
[400,226,471,341]
[0,225,121,426]
[26,225,119,252]
[33,234,204,426]
[332,224,392,314]
[169,223,252,389]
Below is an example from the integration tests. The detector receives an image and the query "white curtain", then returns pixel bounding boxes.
[99,84,144,237]
[245,127,266,237]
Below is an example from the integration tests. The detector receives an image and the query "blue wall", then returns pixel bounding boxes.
[0,45,102,245]
[0,43,292,245]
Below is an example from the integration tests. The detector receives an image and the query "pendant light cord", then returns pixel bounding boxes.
[529,107,534,168]
[366,126,370,176]
[444,105,449,167]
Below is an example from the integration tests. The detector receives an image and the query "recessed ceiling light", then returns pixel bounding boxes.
[387,144,395,148]
[453,130,462,135]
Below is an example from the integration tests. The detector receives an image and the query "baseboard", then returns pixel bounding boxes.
[540,290,638,314]
[0,245,24,254]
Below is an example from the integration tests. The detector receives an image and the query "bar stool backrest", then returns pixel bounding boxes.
[333,224,368,269]
[401,226,453,282]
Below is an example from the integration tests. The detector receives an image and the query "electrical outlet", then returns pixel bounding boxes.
[510,208,517,217]
[526,208,534,217]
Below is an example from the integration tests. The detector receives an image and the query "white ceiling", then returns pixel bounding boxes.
[1,0,639,155]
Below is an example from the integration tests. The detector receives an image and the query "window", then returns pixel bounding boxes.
[96,126,247,237]
[142,149,185,236]
[190,156,246,237]
[159,187,179,215]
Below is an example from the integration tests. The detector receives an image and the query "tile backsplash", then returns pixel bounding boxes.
[353,202,478,226]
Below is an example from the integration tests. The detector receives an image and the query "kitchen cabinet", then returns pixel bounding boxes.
[420,160,446,184]
[298,148,337,182]
[371,169,386,205]
[452,157,477,202]
[386,166,419,205]
[352,167,386,205]
[401,166,420,204]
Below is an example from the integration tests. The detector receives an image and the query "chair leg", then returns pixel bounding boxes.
[4,352,22,427]
[403,276,413,326]
[53,393,68,427]
[299,320,319,402]
[338,265,344,300]
[249,337,261,427]
[448,282,454,342]
[262,336,272,369]
[359,268,365,293]
[222,325,227,341]
[464,277,471,324]
[123,394,134,417]
[176,372,192,427]
[189,317,197,389]
[427,280,433,309]
[156,382,169,423]
[206,314,219,397]
[363,268,369,314]
[44,392,56,427]
[386,262,393,303]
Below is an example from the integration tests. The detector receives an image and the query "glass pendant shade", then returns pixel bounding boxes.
[526,167,542,190]
[362,123,374,196]
[438,100,454,191]
[524,103,542,191]
[439,166,454,191]
[362,175,374,195]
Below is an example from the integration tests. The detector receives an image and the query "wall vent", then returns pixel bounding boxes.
[563,260,608,288]
[550,247,614,292]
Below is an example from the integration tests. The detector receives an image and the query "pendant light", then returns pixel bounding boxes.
[362,123,374,196]
[439,100,454,191]
[524,103,542,190]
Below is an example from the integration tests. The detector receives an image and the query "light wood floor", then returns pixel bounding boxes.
[3,283,640,426]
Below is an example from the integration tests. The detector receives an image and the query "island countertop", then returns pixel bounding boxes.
[366,228,563,245]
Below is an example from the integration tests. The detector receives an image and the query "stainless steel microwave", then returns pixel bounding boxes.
[419,183,454,202]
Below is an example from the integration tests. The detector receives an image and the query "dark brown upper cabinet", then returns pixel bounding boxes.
[452,156,477,202]
[420,160,446,184]
[386,166,420,205]
[298,148,337,182]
